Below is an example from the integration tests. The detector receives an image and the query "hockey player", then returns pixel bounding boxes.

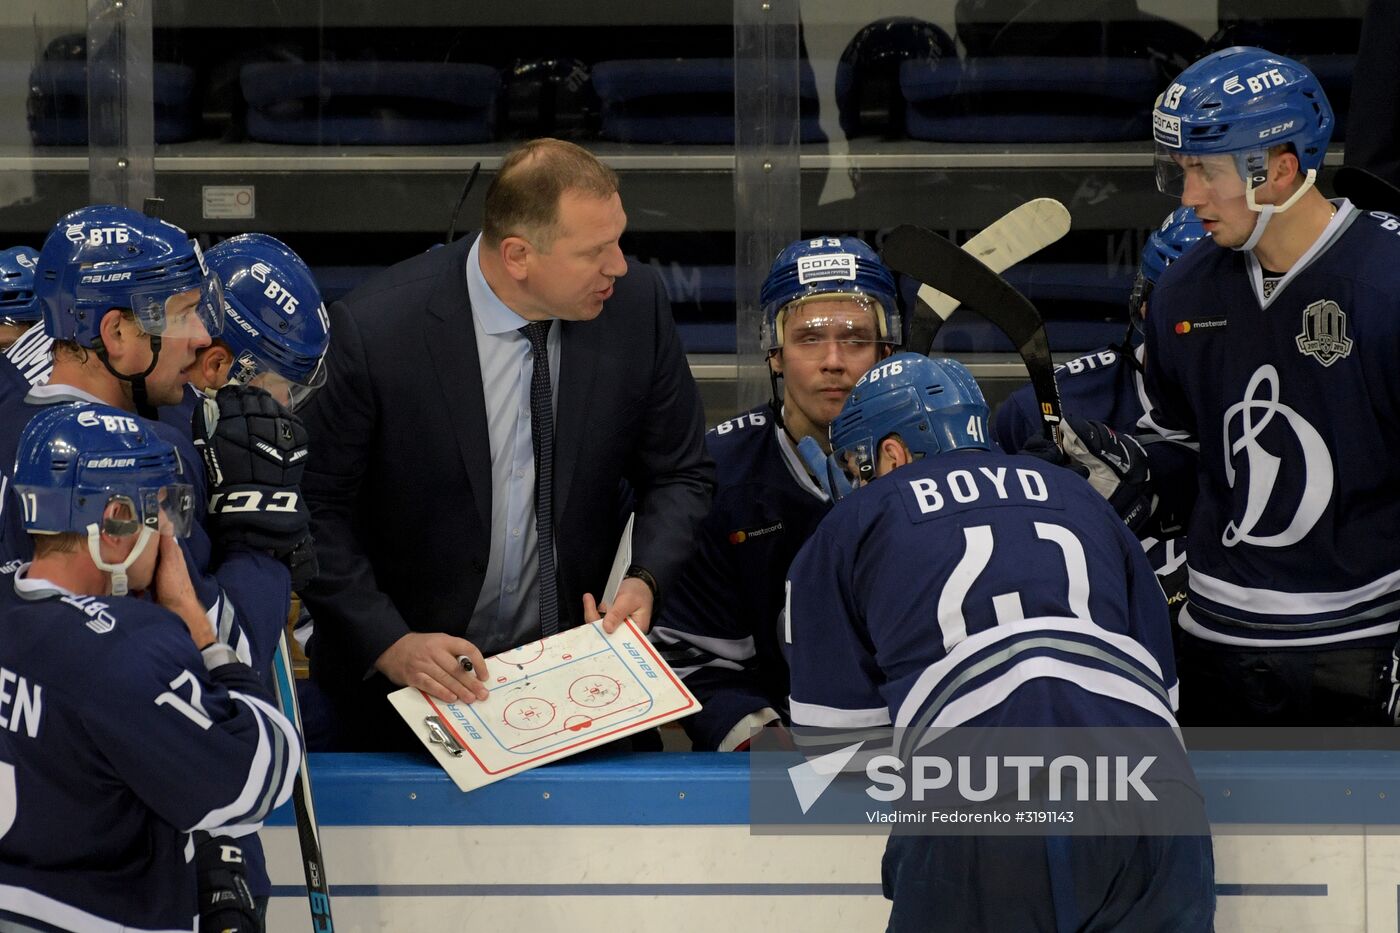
[0,404,299,933]
[995,207,1208,623]
[785,353,1213,931]
[174,232,330,417]
[0,246,39,353]
[1067,46,1400,724]
[648,236,899,751]
[0,205,310,927]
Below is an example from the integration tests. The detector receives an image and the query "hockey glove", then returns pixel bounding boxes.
[1059,417,1157,535]
[1016,434,1087,476]
[193,385,312,556]
[195,834,260,933]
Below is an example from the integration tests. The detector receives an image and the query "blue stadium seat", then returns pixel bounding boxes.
[241,62,500,145]
[900,57,1160,143]
[28,61,198,145]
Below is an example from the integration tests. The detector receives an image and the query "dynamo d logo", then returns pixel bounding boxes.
[1222,364,1332,548]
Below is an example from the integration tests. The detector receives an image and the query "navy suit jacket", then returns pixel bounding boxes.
[300,234,714,696]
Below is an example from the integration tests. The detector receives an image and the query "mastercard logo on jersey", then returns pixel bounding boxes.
[1173,317,1228,335]
[729,521,783,545]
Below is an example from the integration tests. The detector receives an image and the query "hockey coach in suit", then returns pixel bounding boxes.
[300,138,714,749]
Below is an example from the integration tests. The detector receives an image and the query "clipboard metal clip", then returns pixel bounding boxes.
[423,715,465,757]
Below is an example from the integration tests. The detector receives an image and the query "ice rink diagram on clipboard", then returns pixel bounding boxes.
[391,616,699,791]
[448,622,673,758]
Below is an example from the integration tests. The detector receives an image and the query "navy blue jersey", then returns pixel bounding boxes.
[996,346,1188,614]
[1,324,52,395]
[651,403,829,750]
[1142,203,1400,646]
[0,567,298,933]
[786,450,1177,735]
[0,385,291,901]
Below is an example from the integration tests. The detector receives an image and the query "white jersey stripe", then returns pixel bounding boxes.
[1189,562,1400,617]
[910,656,1177,737]
[896,615,1169,729]
[0,883,195,933]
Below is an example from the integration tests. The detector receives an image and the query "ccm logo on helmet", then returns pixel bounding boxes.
[1224,69,1285,96]
[1258,120,1296,139]
[76,410,141,433]
[65,225,131,247]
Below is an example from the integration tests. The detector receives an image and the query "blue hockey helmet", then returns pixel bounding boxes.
[827,352,988,496]
[13,402,194,594]
[36,204,224,347]
[760,236,901,352]
[1128,206,1209,323]
[1152,47,1332,216]
[206,233,330,411]
[0,246,40,327]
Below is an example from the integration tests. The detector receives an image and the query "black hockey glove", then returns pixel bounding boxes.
[195,834,261,933]
[1016,434,1087,475]
[193,385,312,556]
[1059,417,1157,536]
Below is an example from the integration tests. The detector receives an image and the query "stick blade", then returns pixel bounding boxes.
[958,197,1071,272]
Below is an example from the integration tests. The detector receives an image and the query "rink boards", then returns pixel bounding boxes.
[263,751,1400,933]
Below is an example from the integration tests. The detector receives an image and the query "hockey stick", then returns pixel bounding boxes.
[271,634,335,932]
[905,197,1071,354]
[882,224,1063,443]
[1333,165,1400,216]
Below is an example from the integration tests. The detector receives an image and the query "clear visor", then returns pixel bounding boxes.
[1153,149,1248,200]
[228,350,327,412]
[130,271,224,340]
[825,435,879,500]
[100,484,195,538]
[770,295,885,357]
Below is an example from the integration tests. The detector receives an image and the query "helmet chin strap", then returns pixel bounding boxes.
[94,335,163,420]
[1237,168,1318,253]
[86,523,156,597]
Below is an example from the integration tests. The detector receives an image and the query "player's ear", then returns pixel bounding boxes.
[499,236,532,282]
[879,435,910,471]
[98,308,136,360]
[1269,144,1301,189]
[199,344,233,388]
[768,348,784,377]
